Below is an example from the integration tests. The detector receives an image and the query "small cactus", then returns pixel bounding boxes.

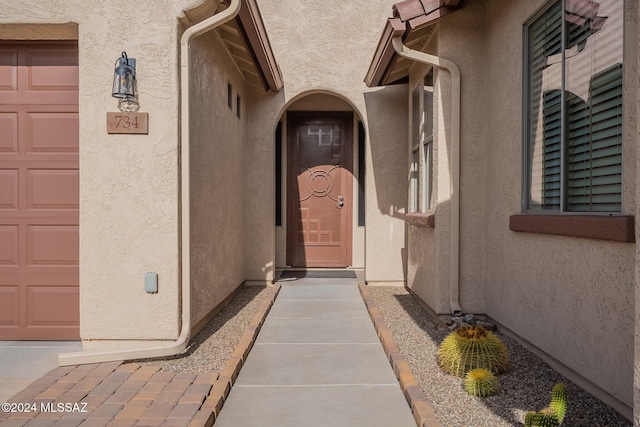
[549,383,567,423]
[464,368,499,397]
[438,326,509,377]
[524,409,561,427]
[525,384,568,426]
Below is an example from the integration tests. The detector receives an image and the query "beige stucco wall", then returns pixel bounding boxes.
[456,0,633,413]
[406,54,450,314]
[245,0,407,284]
[407,0,635,415]
[0,0,221,341]
[482,0,634,412]
[630,0,640,424]
[188,29,246,326]
[406,2,487,314]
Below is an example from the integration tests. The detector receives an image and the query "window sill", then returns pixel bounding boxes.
[406,213,435,229]
[509,214,635,243]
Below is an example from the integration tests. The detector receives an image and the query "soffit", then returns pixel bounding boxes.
[217,19,267,89]
[365,0,465,87]
[180,0,283,92]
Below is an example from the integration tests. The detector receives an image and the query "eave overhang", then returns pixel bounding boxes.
[364,0,465,87]
[181,0,283,92]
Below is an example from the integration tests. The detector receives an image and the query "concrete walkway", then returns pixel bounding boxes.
[0,341,82,403]
[213,277,416,427]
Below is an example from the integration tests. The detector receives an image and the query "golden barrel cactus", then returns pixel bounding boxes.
[438,326,509,377]
[464,368,500,397]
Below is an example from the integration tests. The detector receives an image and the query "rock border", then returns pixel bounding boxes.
[189,284,281,427]
[358,283,441,427]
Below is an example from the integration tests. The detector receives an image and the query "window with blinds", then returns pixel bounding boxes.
[409,69,435,214]
[525,0,623,213]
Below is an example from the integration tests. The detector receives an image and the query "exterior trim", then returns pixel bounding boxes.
[237,0,284,91]
[364,0,466,87]
[509,214,635,243]
[406,213,435,228]
[365,18,407,87]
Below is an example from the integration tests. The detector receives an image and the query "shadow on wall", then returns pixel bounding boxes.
[363,87,408,221]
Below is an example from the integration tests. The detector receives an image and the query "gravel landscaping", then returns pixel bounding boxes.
[130,283,630,426]
[135,285,270,375]
[368,285,631,427]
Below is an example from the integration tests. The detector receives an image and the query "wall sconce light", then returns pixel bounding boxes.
[112,51,136,99]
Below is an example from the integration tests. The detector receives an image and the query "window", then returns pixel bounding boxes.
[410,84,420,213]
[422,70,434,212]
[525,0,623,213]
[409,69,434,214]
[358,121,366,226]
[236,94,241,118]
[275,121,282,226]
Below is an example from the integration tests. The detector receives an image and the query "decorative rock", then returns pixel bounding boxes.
[476,320,497,331]
[464,314,475,323]
[444,318,453,326]
[451,316,463,324]
[448,323,458,331]
[437,322,449,332]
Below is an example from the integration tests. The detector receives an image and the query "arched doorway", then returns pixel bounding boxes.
[287,111,353,267]
[275,92,365,269]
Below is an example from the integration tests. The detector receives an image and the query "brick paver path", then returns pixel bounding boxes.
[0,362,217,426]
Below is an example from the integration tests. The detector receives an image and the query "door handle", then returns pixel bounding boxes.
[337,196,344,208]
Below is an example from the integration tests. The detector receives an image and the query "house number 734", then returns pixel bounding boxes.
[107,112,149,134]
[114,115,139,129]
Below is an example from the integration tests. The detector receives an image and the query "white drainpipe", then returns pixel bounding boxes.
[392,36,462,316]
[59,0,241,365]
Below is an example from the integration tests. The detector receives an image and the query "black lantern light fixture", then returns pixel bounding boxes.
[112,51,136,99]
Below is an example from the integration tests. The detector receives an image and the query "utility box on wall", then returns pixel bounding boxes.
[144,272,158,294]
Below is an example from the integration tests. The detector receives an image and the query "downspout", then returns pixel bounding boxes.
[59,0,241,365]
[392,36,462,316]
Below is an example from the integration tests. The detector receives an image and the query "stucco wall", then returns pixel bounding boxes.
[628,0,640,423]
[0,0,221,341]
[405,0,635,413]
[189,29,246,326]
[406,52,449,313]
[245,0,407,283]
[479,0,635,412]
[406,2,488,314]
[0,0,187,341]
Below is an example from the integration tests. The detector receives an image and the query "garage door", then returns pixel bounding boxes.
[0,42,79,340]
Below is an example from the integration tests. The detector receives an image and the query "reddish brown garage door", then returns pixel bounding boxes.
[0,42,79,340]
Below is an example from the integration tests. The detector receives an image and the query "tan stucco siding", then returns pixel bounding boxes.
[406,0,635,411]
[245,0,407,283]
[480,0,634,409]
[631,0,640,422]
[0,0,210,340]
[363,86,408,283]
[406,3,488,314]
[407,224,441,311]
[189,30,246,326]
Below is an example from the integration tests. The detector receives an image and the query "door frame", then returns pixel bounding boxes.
[286,111,354,268]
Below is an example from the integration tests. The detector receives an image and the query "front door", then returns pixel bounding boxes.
[287,112,353,267]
